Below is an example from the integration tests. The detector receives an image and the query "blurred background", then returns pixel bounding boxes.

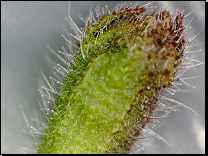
[1,1,205,154]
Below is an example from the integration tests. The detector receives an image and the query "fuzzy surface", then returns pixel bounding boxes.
[38,5,185,154]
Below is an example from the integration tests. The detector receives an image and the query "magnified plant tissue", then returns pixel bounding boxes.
[27,2,203,154]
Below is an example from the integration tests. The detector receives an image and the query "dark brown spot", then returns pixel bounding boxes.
[138,89,144,93]
[157,38,163,46]
[147,54,152,59]
[76,43,80,47]
[141,121,146,128]
[148,71,154,77]
[165,69,170,76]
[175,55,180,60]
[171,41,178,46]
[133,128,141,137]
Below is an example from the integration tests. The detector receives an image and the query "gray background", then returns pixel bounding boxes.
[1,1,205,154]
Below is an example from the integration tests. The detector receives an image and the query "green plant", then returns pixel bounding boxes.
[36,2,203,154]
